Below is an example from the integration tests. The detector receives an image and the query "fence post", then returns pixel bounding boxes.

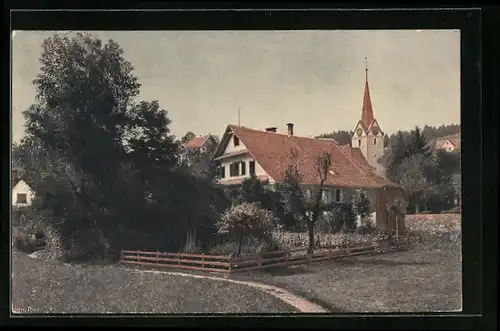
[228,255,233,274]
[120,250,123,263]
[257,253,262,269]
[177,253,181,265]
[136,250,140,262]
[202,253,205,269]
[156,251,159,264]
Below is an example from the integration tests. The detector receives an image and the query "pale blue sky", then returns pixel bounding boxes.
[12,30,460,142]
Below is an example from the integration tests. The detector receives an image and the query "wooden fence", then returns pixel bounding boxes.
[120,236,415,274]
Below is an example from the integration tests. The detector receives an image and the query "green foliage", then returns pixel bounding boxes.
[238,175,272,208]
[396,154,436,213]
[18,32,227,261]
[216,202,276,256]
[181,131,196,144]
[330,202,357,233]
[277,155,307,230]
[352,189,371,219]
[13,225,46,253]
[315,130,354,145]
[407,126,432,157]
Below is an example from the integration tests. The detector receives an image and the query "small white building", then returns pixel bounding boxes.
[12,170,35,206]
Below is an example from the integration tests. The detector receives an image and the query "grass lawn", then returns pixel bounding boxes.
[229,213,462,312]
[230,242,461,312]
[11,250,298,314]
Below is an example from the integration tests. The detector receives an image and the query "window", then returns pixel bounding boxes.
[335,189,343,203]
[16,193,27,204]
[374,138,377,144]
[358,139,361,147]
[233,136,240,146]
[249,160,255,175]
[241,161,246,175]
[219,166,225,178]
[230,163,240,177]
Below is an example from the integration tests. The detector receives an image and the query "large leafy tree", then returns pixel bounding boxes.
[19,32,224,259]
[407,126,432,157]
[396,154,436,213]
[278,148,332,254]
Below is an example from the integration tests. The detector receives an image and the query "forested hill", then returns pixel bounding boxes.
[315,124,460,147]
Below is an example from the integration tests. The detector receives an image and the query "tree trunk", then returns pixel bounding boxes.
[237,235,243,257]
[307,221,314,254]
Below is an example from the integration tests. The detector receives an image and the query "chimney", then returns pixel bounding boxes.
[265,127,277,133]
[286,123,294,136]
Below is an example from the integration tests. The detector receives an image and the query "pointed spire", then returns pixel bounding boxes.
[361,57,374,131]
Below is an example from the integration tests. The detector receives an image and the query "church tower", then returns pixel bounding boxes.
[351,58,385,173]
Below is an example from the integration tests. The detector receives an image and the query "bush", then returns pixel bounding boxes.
[330,202,357,233]
[354,218,377,235]
[13,226,40,253]
[314,213,333,233]
[216,202,276,256]
[352,189,372,226]
[12,206,35,227]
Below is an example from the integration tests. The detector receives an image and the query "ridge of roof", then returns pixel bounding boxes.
[227,125,399,189]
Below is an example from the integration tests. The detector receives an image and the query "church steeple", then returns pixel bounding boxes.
[361,57,375,131]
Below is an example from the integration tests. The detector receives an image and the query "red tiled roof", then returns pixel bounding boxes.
[435,133,461,150]
[184,135,209,149]
[227,125,399,189]
[339,144,375,171]
[360,79,375,132]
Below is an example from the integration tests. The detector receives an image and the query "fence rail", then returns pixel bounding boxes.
[120,236,415,274]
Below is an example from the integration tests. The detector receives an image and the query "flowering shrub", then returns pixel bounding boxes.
[216,202,276,256]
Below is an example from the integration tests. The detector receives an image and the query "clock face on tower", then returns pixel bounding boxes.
[356,128,363,136]
[372,126,379,135]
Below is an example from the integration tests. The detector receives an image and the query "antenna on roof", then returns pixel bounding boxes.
[237,105,241,127]
[365,57,368,82]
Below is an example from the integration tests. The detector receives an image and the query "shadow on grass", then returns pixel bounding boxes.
[334,259,432,267]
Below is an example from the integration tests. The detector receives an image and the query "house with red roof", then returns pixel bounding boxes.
[212,64,405,233]
[182,134,218,155]
[432,133,461,153]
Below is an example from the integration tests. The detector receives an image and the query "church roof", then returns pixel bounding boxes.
[360,58,376,132]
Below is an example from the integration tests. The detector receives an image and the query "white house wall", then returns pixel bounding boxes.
[218,153,268,184]
[222,133,248,155]
[12,180,35,206]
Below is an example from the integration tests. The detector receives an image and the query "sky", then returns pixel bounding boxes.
[11,30,460,143]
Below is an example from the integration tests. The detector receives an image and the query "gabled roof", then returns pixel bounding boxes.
[339,144,376,171]
[434,133,461,150]
[215,125,400,189]
[183,135,214,149]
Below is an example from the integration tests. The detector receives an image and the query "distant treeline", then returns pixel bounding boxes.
[315,124,460,147]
